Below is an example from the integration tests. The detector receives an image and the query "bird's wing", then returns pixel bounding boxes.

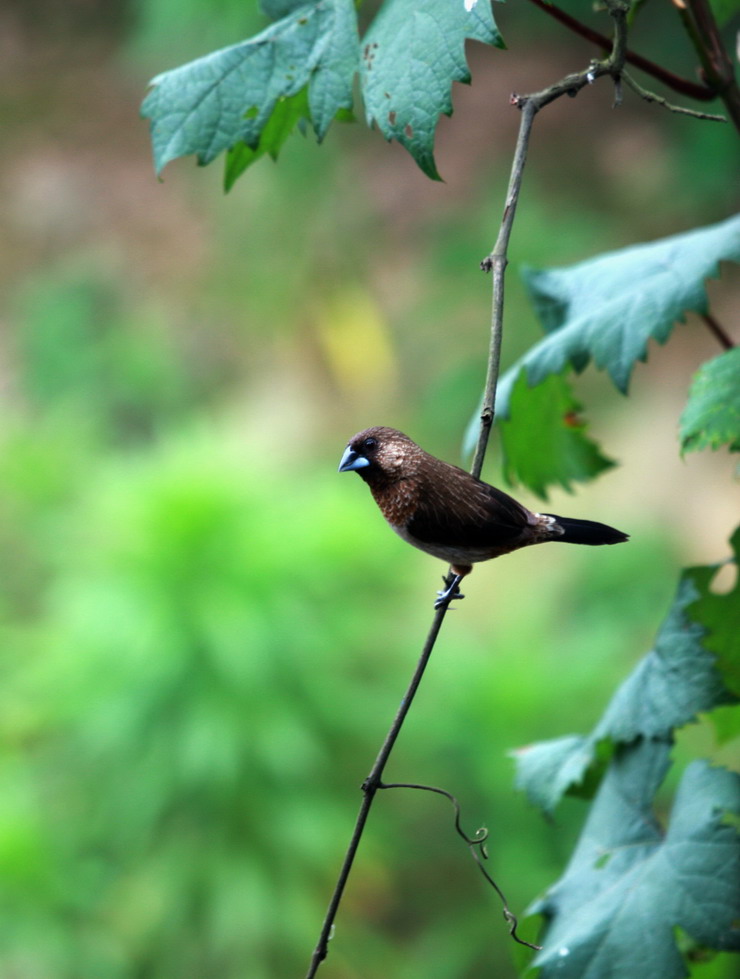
[407,466,532,549]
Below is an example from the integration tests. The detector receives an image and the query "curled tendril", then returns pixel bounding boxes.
[380,781,542,952]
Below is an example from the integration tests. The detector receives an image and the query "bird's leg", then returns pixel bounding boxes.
[434,572,465,610]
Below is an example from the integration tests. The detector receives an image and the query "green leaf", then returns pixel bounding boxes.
[141,0,358,175]
[498,370,615,498]
[709,0,740,25]
[688,526,740,698]
[710,704,740,746]
[466,217,740,491]
[512,214,740,395]
[224,86,310,189]
[513,568,735,812]
[360,0,504,180]
[531,742,740,978]
[679,347,740,454]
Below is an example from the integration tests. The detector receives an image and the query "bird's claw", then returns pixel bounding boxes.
[434,575,465,610]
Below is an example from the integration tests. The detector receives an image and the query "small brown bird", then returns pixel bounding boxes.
[338,426,628,607]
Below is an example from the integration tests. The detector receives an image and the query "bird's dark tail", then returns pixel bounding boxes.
[544,515,629,546]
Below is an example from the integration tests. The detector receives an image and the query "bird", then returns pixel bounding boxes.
[338,426,629,608]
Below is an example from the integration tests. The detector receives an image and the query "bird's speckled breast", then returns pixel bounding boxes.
[370,477,419,527]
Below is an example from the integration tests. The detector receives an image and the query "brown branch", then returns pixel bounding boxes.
[504,2,631,116]
[305,599,459,978]
[526,0,718,103]
[678,0,740,133]
[474,99,537,477]
[702,312,736,350]
[474,2,632,471]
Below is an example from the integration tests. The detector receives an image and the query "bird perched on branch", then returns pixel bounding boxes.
[338,426,628,608]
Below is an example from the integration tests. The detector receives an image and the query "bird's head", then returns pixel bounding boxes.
[338,427,416,484]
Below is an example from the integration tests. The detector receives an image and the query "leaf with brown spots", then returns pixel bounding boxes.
[360,0,504,179]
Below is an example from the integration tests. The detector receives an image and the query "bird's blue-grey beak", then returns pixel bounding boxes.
[338,446,370,473]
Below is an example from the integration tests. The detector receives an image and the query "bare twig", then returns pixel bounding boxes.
[526,0,718,102]
[622,70,727,121]
[702,312,736,350]
[678,0,740,133]
[305,602,457,978]
[473,0,629,475]
[307,3,633,975]
[473,100,536,479]
[381,781,542,951]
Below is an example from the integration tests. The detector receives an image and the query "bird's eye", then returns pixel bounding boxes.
[363,437,377,451]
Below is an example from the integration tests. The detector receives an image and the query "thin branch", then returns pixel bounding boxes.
[622,70,727,121]
[307,3,633,975]
[381,781,542,951]
[473,100,537,478]
[702,312,736,350]
[305,602,456,978]
[526,0,718,102]
[678,0,740,133]
[473,0,630,473]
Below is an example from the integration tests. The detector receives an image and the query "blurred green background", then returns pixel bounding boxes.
[0,1,738,976]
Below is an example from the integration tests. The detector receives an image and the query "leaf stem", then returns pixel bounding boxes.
[702,313,736,351]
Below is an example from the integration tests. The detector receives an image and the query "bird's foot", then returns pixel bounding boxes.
[434,574,465,610]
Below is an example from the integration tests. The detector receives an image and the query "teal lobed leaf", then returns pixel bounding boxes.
[679,347,740,454]
[531,741,740,978]
[512,567,735,813]
[591,568,736,744]
[498,369,615,498]
[465,217,740,489]
[512,735,598,814]
[141,0,358,175]
[513,214,740,395]
[360,0,504,180]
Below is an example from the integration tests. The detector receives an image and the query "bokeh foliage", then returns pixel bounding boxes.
[1,0,739,976]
